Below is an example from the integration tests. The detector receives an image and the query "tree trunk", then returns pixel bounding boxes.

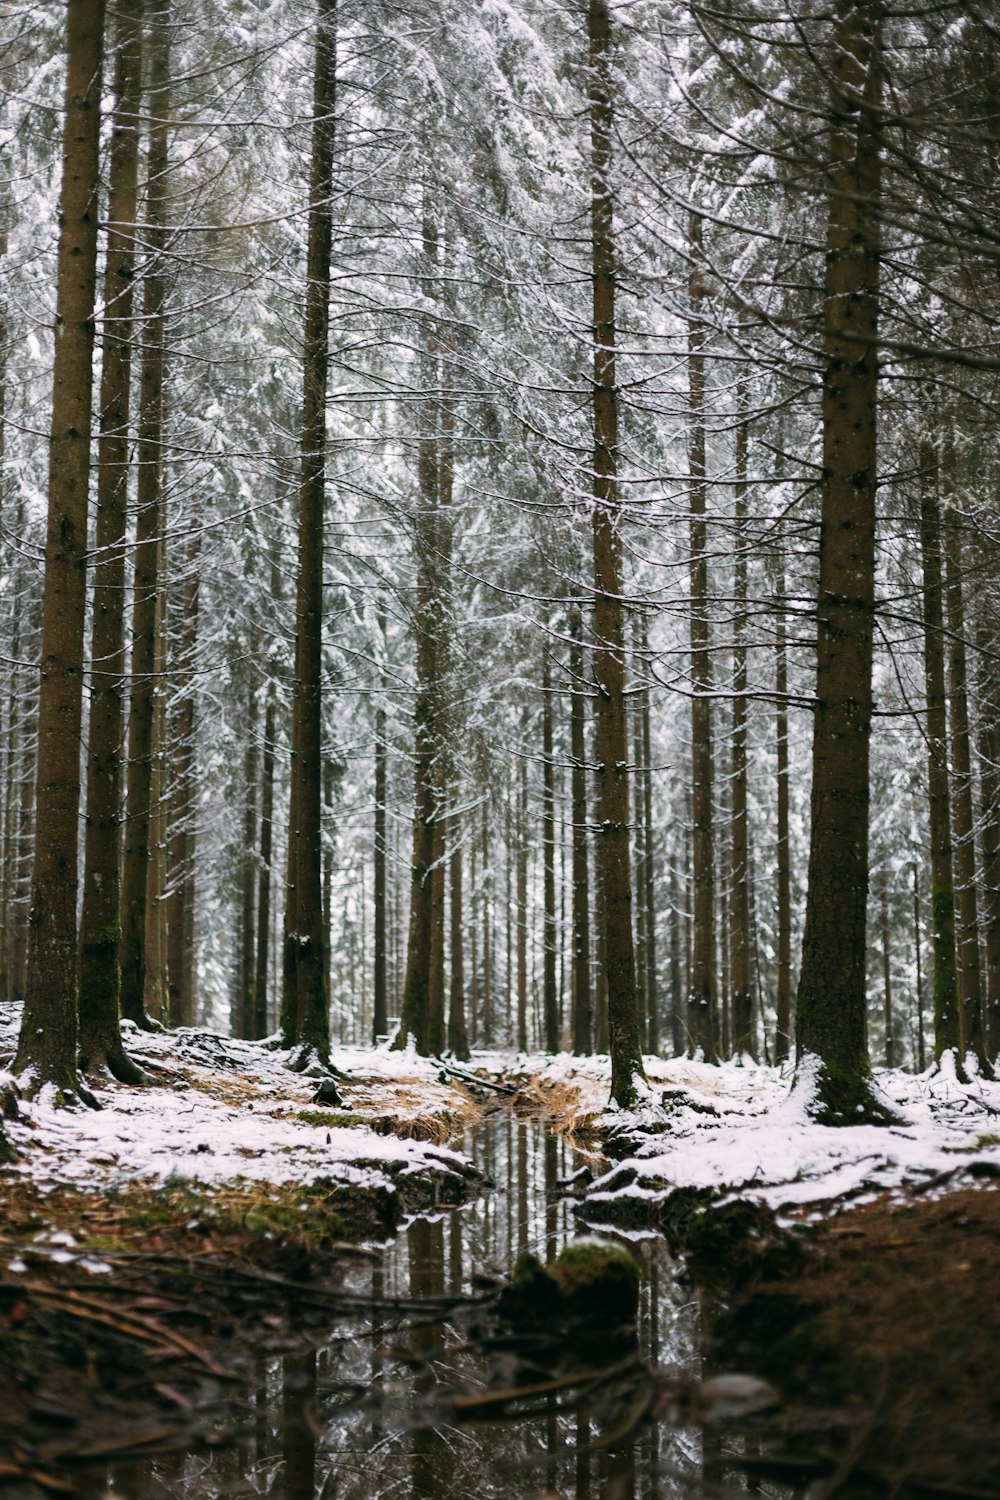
[774,551,793,1064]
[631,646,649,1050]
[448,817,469,1059]
[15,0,107,1096]
[286,0,337,1066]
[142,551,169,1023]
[165,532,199,1028]
[427,815,446,1056]
[944,517,985,1066]
[542,649,559,1052]
[794,0,886,1122]
[397,201,444,1057]
[587,0,644,1106]
[237,696,259,1038]
[253,690,276,1039]
[78,0,144,1080]
[516,758,529,1053]
[569,610,592,1054]
[639,618,659,1055]
[976,608,1000,1064]
[119,7,169,1030]
[687,212,717,1064]
[730,398,753,1058]
[881,886,894,1068]
[372,697,388,1042]
[919,444,961,1059]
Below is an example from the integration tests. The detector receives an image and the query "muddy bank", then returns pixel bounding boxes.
[0,1147,485,1491]
[618,1175,1000,1497]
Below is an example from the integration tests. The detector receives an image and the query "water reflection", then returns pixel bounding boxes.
[102,1113,735,1500]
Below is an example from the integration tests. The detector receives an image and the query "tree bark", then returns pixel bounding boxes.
[774,551,793,1064]
[569,610,592,1054]
[730,398,753,1059]
[919,444,961,1059]
[795,0,886,1121]
[639,617,659,1054]
[976,607,1000,1064]
[78,0,144,1079]
[880,886,894,1068]
[253,690,276,1039]
[286,0,337,1066]
[372,696,388,1042]
[687,211,717,1064]
[586,0,644,1106]
[448,817,469,1058]
[542,649,559,1052]
[944,516,985,1065]
[165,532,199,1028]
[15,0,107,1096]
[119,7,169,1030]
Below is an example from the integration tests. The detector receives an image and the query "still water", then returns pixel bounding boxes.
[105,1112,759,1500]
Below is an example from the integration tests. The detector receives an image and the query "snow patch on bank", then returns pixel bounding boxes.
[0,1007,474,1200]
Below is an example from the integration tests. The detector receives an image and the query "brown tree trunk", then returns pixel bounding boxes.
[977,608,1000,1064]
[165,532,199,1028]
[448,818,469,1059]
[286,0,337,1066]
[142,551,169,1023]
[730,399,753,1058]
[587,0,644,1105]
[119,7,169,1030]
[881,886,894,1068]
[516,758,529,1053]
[253,690,276,1039]
[639,617,659,1054]
[919,445,961,1059]
[426,816,446,1056]
[236,696,259,1038]
[15,0,107,1096]
[631,648,649,1050]
[542,649,559,1052]
[944,517,985,1065]
[794,0,886,1122]
[687,212,717,1064]
[481,804,494,1046]
[372,696,388,1042]
[774,552,793,1064]
[569,610,592,1054]
[78,0,144,1079]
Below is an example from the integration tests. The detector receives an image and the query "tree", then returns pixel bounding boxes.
[15,0,107,1099]
[77,0,144,1080]
[283,0,337,1067]
[586,0,644,1107]
[794,0,890,1123]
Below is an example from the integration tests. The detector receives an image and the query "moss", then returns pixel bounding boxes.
[294,1108,364,1129]
[551,1237,639,1324]
[496,1252,564,1324]
[497,1239,641,1328]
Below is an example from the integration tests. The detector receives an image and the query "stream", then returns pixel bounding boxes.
[103,1112,770,1500]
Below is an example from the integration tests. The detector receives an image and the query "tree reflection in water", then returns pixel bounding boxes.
[101,1115,728,1500]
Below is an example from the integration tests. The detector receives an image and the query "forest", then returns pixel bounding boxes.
[3,0,999,1113]
[2,0,1000,1492]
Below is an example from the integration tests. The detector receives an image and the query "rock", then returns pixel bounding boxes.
[695,1373,778,1423]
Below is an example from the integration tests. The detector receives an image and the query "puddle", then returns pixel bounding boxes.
[100,1113,771,1499]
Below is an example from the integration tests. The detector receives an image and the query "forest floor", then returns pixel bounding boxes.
[1,1013,999,1495]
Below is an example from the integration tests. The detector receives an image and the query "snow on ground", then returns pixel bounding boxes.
[518,1049,1000,1219]
[0,1006,477,1204]
[2,999,998,1224]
